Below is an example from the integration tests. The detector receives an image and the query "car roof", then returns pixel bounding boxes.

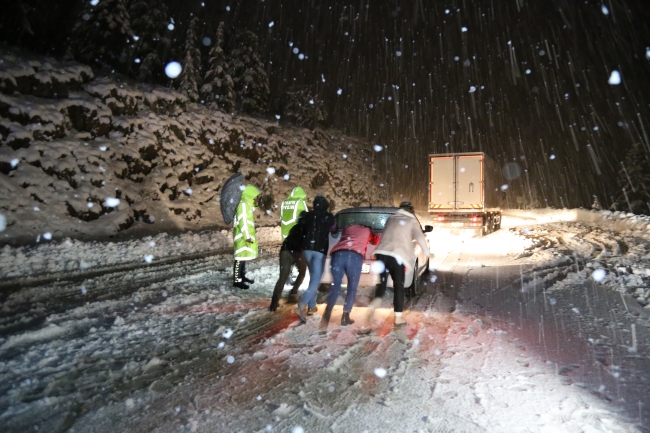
[335,206,398,216]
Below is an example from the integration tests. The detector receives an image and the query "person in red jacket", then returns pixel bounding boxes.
[320,224,379,329]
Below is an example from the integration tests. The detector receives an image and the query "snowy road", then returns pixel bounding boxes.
[1,216,650,432]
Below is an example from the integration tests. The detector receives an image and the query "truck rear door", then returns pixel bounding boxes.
[429,156,455,209]
[456,154,483,209]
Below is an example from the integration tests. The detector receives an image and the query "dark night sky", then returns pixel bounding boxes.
[4,0,650,209]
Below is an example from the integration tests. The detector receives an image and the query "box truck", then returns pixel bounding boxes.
[428,152,502,235]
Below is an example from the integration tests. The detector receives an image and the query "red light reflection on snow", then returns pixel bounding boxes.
[162,300,270,316]
[249,312,297,345]
[371,309,431,339]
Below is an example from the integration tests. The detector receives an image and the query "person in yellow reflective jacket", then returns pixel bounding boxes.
[267,187,309,307]
[280,186,308,240]
[233,185,260,289]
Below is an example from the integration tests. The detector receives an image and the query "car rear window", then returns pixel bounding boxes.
[335,212,393,231]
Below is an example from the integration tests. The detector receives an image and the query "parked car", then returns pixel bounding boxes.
[320,206,433,297]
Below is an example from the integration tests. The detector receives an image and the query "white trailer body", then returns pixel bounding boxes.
[428,152,502,235]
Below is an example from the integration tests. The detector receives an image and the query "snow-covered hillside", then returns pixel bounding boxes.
[0,47,386,245]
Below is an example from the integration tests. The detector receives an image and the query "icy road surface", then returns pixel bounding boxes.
[1,216,650,432]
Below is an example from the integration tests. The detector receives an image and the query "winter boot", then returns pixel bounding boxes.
[233,281,249,290]
[394,313,407,327]
[294,305,308,323]
[320,306,333,329]
[239,261,254,284]
[307,306,319,316]
[366,297,382,323]
[341,312,355,326]
[269,296,280,312]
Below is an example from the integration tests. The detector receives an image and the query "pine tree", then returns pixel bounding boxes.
[610,143,650,214]
[228,30,269,113]
[200,22,235,112]
[178,17,202,102]
[127,0,171,83]
[283,88,327,128]
[0,0,34,45]
[70,0,134,72]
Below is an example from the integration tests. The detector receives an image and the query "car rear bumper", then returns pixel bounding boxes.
[319,257,395,288]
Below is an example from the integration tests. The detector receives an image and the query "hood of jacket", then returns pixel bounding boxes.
[312,195,329,212]
[241,185,260,205]
[396,208,416,218]
[289,186,307,200]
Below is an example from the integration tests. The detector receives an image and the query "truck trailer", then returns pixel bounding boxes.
[428,152,502,235]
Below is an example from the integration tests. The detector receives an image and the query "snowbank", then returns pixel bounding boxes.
[501,209,650,309]
[503,208,650,238]
[0,226,280,279]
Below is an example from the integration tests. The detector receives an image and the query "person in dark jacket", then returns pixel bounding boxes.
[269,222,307,311]
[320,224,379,329]
[294,195,335,323]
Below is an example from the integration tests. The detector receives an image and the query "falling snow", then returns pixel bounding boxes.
[608,70,622,85]
[165,61,182,78]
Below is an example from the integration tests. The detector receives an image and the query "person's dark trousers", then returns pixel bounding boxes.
[373,254,406,313]
[327,250,363,313]
[271,250,307,301]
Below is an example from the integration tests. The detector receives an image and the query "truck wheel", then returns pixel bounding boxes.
[484,215,495,235]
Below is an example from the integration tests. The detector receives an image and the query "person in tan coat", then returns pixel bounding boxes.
[370,201,430,326]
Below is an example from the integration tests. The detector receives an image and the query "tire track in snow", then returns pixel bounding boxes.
[0,256,228,336]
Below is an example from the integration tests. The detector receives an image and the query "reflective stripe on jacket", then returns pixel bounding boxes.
[280,187,308,240]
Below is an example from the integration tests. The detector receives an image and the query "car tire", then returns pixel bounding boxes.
[406,260,419,299]
[422,258,430,275]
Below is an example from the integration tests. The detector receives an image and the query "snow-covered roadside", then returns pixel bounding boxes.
[439,216,650,424]
[508,217,650,310]
[70,301,641,433]
[502,208,650,240]
[424,209,650,310]
[1,255,640,433]
[2,210,649,432]
[0,226,280,279]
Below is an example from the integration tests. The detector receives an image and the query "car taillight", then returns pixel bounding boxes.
[472,215,479,222]
[437,214,445,222]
